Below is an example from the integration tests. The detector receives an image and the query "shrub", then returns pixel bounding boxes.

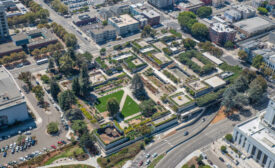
[47,122,59,134]
[225,134,233,142]
[221,145,227,153]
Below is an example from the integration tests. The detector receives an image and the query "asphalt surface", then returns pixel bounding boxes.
[0,69,67,165]
[34,0,99,55]
[130,107,218,168]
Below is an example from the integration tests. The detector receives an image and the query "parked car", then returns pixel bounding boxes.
[139,161,143,166]
[219,157,225,162]
[152,153,158,158]
[3,152,7,157]
[184,131,189,136]
[61,140,66,144]
[146,153,150,158]
[31,140,36,146]
[145,159,151,165]
[51,145,57,149]
[57,141,63,145]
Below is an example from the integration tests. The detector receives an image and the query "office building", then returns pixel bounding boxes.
[133,15,148,28]
[212,0,224,7]
[233,97,275,168]
[148,0,173,9]
[0,66,29,127]
[62,0,90,12]
[89,25,116,43]
[110,4,130,16]
[209,22,236,45]
[224,9,242,22]
[232,4,256,19]
[0,2,9,40]
[177,0,204,12]
[130,3,146,16]
[142,10,160,26]
[233,17,275,37]
[200,0,212,5]
[108,14,139,36]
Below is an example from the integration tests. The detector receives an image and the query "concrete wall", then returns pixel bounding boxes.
[0,101,29,126]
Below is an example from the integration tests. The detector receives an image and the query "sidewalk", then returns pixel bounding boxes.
[39,156,100,168]
[175,150,201,168]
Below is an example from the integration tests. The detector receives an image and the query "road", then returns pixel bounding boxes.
[130,105,219,168]
[157,118,237,168]
[34,0,100,55]
[0,68,67,165]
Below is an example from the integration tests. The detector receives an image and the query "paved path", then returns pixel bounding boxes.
[175,150,201,168]
[119,91,128,111]
[39,156,100,168]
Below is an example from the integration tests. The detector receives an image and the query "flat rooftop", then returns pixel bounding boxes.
[204,76,226,88]
[237,116,275,155]
[109,14,138,27]
[0,42,22,54]
[142,10,160,18]
[233,17,275,34]
[0,66,24,110]
[189,80,208,91]
[211,22,235,33]
[90,25,116,35]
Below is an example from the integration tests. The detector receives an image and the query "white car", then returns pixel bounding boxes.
[152,153,158,158]
[146,153,150,158]
[146,159,151,165]
[19,157,25,161]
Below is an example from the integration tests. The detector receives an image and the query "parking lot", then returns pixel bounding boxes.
[0,78,68,165]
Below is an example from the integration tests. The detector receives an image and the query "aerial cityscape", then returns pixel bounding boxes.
[0,0,274,167]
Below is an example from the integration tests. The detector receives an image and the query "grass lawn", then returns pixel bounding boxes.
[44,146,84,165]
[121,95,140,118]
[95,90,124,112]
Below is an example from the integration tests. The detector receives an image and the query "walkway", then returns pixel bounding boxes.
[39,156,100,168]
[119,90,128,111]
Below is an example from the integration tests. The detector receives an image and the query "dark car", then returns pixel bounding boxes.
[184,131,189,136]
[219,157,225,162]
[61,140,67,144]
[31,140,36,146]
[3,152,7,157]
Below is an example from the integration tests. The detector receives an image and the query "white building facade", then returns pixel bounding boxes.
[233,97,275,168]
[0,66,29,127]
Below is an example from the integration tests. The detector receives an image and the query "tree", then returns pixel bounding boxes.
[178,11,197,31]
[65,108,84,121]
[131,74,147,100]
[47,122,59,134]
[248,75,267,103]
[32,85,44,103]
[258,7,268,15]
[100,48,106,56]
[196,6,212,18]
[18,71,32,90]
[58,90,76,111]
[191,23,208,39]
[252,55,263,68]
[102,20,107,26]
[50,79,60,100]
[71,120,87,136]
[41,74,50,84]
[222,86,237,113]
[224,41,234,49]
[72,77,80,95]
[64,33,77,48]
[48,57,55,70]
[220,146,227,153]
[78,65,90,97]
[140,100,156,117]
[79,133,99,155]
[183,38,196,50]
[238,50,248,61]
[225,134,233,142]
[59,54,74,75]
[107,98,120,117]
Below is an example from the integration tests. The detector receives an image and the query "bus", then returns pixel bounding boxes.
[36,58,48,65]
